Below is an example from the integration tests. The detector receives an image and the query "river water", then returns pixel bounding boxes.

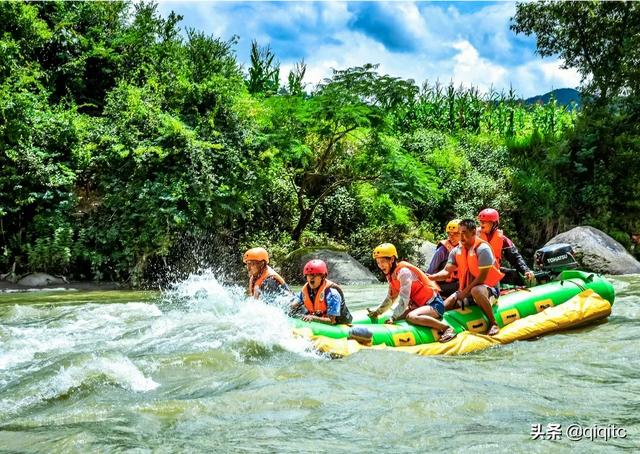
[1,271,638,453]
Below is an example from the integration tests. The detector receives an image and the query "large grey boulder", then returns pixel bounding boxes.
[546,226,640,275]
[283,248,380,284]
[17,273,67,287]
[414,240,438,270]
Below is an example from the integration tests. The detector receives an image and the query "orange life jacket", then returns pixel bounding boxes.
[387,261,440,307]
[248,265,286,298]
[455,237,504,290]
[301,279,343,315]
[439,239,459,282]
[479,229,504,267]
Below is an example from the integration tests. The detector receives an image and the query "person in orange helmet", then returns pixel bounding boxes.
[477,208,535,286]
[243,247,291,303]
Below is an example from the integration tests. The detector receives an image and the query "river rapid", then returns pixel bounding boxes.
[1,271,638,453]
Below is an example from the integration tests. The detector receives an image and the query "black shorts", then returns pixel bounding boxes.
[462,285,499,307]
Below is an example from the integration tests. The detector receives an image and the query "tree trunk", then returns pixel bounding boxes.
[291,207,315,242]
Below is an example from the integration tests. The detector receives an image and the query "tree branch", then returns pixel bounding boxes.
[316,125,358,174]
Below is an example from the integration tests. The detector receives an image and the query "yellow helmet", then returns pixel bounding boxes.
[446,219,461,234]
[243,247,269,264]
[373,243,398,259]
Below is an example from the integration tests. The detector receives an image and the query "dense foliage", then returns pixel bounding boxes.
[1,1,638,285]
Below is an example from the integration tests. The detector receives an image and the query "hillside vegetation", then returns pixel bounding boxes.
[1,1,639,285]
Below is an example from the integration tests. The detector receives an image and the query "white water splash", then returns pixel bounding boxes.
[160,269,318,358]
[0,302,162,371]
[0,270,321,419]
[0,354,158,417]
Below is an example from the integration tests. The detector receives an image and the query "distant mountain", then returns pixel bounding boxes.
[525,88,581,108]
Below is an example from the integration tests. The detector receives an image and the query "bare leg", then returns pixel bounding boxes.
[405,306,449,331]
[470,285,499,334]
[443,293,459,311]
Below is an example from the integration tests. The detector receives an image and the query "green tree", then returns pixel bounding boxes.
[512,1,640,103]
[246,40,280,96]
[511,0,640,246]
[286,59,307,96]
[261,64,423,241]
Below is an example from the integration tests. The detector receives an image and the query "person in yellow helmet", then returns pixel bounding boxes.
[367,243,457,342]
[426,219,461,298]
[243,247,291,303]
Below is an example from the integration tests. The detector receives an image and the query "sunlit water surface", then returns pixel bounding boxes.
[1,272,638,453]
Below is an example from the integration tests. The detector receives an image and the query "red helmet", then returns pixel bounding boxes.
[303,259,328,276]
[478,208,500,223]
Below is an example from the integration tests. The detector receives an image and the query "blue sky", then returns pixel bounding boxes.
[157,1,580,98]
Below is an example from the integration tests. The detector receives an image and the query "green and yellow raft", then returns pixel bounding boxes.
[291,270,615,356]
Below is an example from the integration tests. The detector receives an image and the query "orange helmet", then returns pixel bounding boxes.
[478,208,499,223]
[243,247,269,264]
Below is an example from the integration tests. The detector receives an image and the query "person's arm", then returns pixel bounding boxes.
[426,246,448,274]
[368,295,394,318]
[302,313,333,323]
[303,288,341,324]
[428,263,456,282]
[457,244,493,300]
[502,237,534,280]
[289,291,307,318]
[387,268,414,322]
[429,248,458,281]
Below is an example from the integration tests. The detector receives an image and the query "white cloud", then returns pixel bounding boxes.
[512,59,581,97]
[158,1,582,98]
[319,1,353,30]
[295,36,578,99]
[450,40,508,92]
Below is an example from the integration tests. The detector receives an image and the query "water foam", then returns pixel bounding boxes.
[0,302,162,371]
[159,269,318,359]
[0,270,320,419]
[0,354,158,417]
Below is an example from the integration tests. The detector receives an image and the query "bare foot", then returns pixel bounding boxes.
[438,327,458,343]
[487,324,500,336]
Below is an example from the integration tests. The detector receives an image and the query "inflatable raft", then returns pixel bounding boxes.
[291,270,615,351]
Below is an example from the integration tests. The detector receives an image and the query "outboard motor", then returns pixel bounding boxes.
[533,243,579,283]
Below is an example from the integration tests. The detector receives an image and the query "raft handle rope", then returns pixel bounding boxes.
[560,279,586,292]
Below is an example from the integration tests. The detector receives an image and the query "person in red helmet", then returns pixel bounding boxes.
[477,208,535,286]
[290,259,352,325]
[243,247,291,303]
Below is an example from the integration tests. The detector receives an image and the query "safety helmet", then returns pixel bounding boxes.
[446,219,461,233]
[373,243,398,259]
[478,208,500,223]
[243,247,269,264]
[303,259,328,276]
